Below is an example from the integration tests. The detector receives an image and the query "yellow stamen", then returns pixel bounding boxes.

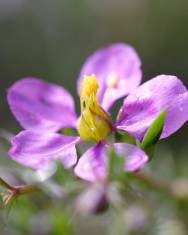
[77,74,112,142]
[81,74,99,99]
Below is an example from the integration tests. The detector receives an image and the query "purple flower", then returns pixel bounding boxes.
[7,43,188,182]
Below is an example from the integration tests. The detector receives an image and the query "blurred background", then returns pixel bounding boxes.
[1,0,188,234]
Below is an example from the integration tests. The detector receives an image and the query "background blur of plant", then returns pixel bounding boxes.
[1,0,188,234]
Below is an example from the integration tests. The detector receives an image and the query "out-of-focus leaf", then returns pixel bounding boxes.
[141,110,167,160]
[108,149,125,181]
[50,210,73,235]
[0,194,3,206]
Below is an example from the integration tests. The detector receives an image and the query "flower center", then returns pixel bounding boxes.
[77,74,113,142]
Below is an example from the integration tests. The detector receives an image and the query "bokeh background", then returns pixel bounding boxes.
[1,0,188,234]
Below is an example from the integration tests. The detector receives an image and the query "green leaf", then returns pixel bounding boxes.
[141,110,167,160]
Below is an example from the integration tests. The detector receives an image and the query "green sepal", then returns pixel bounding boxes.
[115,130,136,145]
[61,128,76,136]
[141,110,167,160]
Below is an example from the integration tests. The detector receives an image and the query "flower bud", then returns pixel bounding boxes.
[75,182,109,215]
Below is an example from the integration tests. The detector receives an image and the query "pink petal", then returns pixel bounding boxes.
[7,78,77,131]
[113,143,148,172]
[9,130,80,169]
[116,75,188,140]
[74,142,148,182]
[74,142,107,182]
[77,43,142,110]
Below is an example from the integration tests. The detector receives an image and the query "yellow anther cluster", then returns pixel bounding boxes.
[81,74,99,99]
[77,74,112,142]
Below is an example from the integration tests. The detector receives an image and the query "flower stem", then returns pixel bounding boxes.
[13,184,39,195]
[0,177,39,197]
[0,177,39,206]
[0,177,14,190]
